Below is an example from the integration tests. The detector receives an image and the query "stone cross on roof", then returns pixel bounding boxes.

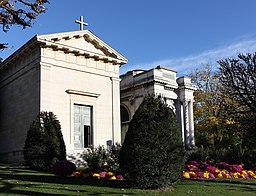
[75,16,88,30]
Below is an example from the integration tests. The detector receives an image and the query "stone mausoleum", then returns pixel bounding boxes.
[120,66,196,149]
[0,27,196,163]
[0,30,127,163]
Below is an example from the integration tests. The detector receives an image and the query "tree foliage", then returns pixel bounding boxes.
[218,53,256,147]
[189,64,242,149]
[24,111,66,171]
[0,0,49,49]
[190,54,256,149]
[119,96,185,189]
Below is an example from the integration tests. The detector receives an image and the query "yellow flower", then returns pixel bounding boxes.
[183,172,190,179]
[107,172,114,177]
[110,176,116,180]
[248,171,253,174]
[220,170,226,174]
[204,172,209,179]
[93,173,100,179]
[233,172,240,179]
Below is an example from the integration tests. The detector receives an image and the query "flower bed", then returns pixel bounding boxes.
[183,161,256,179]
[67,161,256,181]
[71,169,124,180]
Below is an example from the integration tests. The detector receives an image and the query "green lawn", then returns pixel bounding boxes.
[0,168,256,195]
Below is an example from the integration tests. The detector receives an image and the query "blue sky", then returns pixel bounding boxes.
[2,0,256,75]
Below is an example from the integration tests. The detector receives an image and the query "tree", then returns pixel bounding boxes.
[189,64,242,148]
[24,112,66,171]
[0,0,49,50]
[119,97,185,189]
[218,53,256,114]
[218,53,256,147]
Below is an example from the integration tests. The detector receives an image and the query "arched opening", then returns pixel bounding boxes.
[120,105,130,143]
[121,105,129,123]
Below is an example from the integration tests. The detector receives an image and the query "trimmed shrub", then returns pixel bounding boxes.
[24,112,66,171]
[119,96,185,189]
[52,160,76,177]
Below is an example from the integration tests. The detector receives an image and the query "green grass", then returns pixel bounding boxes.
[0,168,256,195]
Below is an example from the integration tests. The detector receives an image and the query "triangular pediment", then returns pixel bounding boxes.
[37,30,128,65]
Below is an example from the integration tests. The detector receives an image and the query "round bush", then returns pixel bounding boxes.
[24,112,66,171]
[52,160,76,177]
[119,96,185,189]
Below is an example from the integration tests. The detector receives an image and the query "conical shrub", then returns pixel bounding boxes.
[119,96,185,189]
[24,112,66,171]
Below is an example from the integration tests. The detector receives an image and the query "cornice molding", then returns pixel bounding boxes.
[66,89,100,98]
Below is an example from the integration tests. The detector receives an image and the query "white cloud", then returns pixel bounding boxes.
[121,36,256,76]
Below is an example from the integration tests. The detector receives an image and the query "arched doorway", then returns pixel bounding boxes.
[120,105,130,143]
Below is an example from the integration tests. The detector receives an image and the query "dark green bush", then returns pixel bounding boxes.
[24,112,66,171]
[119,96,185,189]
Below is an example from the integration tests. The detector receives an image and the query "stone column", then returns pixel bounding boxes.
[179,102,185,144]
[188,100,195,147]
[176,100,184,143]
[183,99,190,148]
[110,77,121,145]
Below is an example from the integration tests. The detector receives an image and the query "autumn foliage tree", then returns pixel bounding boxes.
[189,64,242,149]
[0,0,49,50]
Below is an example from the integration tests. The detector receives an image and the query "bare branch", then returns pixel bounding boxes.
[0,0,49,59]
[218,53,256,114]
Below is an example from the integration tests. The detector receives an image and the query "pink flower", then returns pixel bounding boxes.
[100,171,107,179]
[209,173,215,178]
[205,165,217,173]
[116,175,124,180]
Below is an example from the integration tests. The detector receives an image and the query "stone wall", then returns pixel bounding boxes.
[0,47,41,163]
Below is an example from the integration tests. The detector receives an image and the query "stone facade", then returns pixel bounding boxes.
[0,30,128,163]
[120,66,196,149]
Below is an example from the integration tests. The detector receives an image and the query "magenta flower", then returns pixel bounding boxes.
[209,173,215,178]
[116,175,124,180]
[197,172,204,178]
[99,171,107,179]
